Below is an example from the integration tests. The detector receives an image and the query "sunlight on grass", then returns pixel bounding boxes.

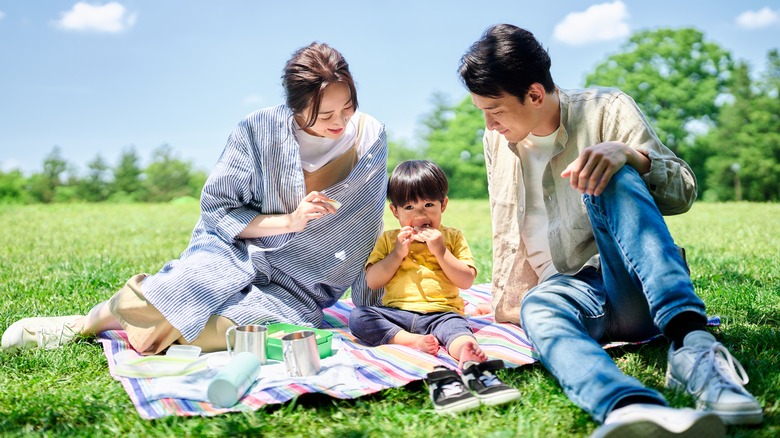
[1,201,778,436]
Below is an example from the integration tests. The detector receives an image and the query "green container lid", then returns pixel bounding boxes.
[265,323,333,361]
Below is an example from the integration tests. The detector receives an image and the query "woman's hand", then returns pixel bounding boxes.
[289,191,338,232]
[237,191,337,238]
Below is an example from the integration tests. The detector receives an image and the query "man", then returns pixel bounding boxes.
[458,24,762,437]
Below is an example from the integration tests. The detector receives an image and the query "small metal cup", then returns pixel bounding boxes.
[225,324,267,364]
[282,330,321,377]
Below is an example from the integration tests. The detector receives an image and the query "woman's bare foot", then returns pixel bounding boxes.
[391,331,440,354]
[458,341,488,369]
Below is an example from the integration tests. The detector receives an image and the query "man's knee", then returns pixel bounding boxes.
[520,290,563,329]
[600,165,643,195]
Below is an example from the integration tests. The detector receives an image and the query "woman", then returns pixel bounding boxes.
[2,42,388,355]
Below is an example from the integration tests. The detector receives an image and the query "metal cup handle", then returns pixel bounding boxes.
[283,342,299,377]
[225,325,237,356]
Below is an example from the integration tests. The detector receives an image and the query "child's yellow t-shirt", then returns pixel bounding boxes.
[365,225,476,314]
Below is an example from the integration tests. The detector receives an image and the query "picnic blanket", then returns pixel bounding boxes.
[98,284,719,419]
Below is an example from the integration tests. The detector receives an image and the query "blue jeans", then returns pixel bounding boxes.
[519,166,706,423]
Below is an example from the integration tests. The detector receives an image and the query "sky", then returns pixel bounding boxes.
[1,1,779,175]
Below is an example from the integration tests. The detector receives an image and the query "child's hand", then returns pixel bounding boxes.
[415,227,445,258]
[393,226,415,258]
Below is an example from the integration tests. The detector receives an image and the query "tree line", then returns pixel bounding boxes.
[2,28,778,204]
[0,145,207,204]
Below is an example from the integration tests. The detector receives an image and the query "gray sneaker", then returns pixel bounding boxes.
[591,404,724,438]
[666,330,763,425]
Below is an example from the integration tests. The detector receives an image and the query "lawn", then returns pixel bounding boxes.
[0,201,778,437]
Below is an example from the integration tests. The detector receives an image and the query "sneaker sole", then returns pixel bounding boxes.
[668,372,764,426]
[476,388,522,406]
[711,408,763,426]
[594,412,725,438]
[433,397,481,415]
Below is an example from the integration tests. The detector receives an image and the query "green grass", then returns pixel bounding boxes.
[0,201,778,437]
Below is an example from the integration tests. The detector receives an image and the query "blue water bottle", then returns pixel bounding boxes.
[207,351,262,408]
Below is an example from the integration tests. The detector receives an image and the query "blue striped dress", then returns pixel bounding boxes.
[141,106,388,342]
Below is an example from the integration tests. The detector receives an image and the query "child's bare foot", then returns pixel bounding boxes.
[469,303,493,316]
[390,331,440,354]
[415,334,440,354]
[458,341,488,369]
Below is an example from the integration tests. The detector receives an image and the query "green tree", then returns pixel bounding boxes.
[187,168,208,201]
[585,28,736,191]
[110,147,144,202]
[27,146,70,203]
[0,169,29,204]
[698,51,780,201]
[421,95,488,199]
[143,144,201,202]
[386,137,423,175]
[77,154,112,202]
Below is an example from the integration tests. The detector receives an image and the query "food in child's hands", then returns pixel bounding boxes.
[411,224,430,242]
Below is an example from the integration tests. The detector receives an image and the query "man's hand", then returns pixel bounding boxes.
[561,141,650,196]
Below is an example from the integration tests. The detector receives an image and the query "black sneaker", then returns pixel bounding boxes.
[461,359,521,406]
[425,366,481,414]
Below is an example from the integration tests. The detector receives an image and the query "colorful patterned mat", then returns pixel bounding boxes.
[98,284,719,419]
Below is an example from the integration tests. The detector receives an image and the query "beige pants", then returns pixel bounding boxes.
[108,273,236,355]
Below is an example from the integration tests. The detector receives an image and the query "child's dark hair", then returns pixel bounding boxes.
[388,160,448,207]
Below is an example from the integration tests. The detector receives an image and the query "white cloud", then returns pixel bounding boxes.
[54,2,136,33]
[1,158,22,172]
[0,10,5,21]
[736,7,780,29]
[554,1,630,46]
